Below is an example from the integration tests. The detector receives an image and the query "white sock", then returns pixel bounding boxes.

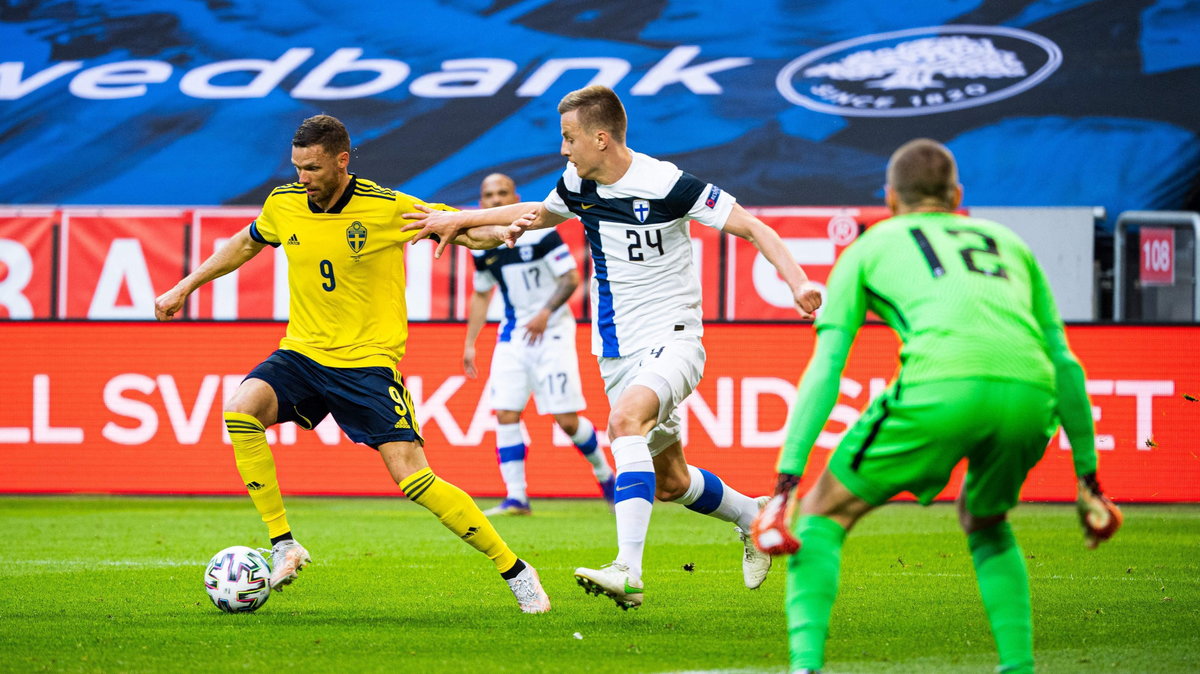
[495,422,527,503]
[566,417,614,479]
[675,465,760,530]
[610,435,655,581]
[569,418,613,481]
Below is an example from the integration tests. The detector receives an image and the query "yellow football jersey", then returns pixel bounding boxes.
[249,175,452,368]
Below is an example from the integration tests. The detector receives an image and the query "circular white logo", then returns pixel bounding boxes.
[776,25,1062,117]
[827,214,858,246]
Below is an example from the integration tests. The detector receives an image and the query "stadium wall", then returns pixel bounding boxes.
[1,322,1196,503]
[0,205,1094,321]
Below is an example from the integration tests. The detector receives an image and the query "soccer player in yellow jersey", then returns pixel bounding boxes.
[153,114,550,613]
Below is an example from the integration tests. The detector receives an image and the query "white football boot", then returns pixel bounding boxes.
[573,562,644,610]
[737,496,773,589]
[267,539,311,591]
[506,561,551,614]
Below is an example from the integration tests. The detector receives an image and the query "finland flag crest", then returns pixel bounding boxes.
[633,199,650,223]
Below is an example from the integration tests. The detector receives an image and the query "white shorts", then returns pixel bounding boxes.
[598,336,705,456]
[487,321,587,416]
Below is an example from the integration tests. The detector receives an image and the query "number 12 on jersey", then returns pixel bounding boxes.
[909,227,1009,279]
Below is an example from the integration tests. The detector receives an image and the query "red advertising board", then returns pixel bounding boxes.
[2,204,920,322]
[731,207,892,318]
[58,209,188,319]
[0,209,56,319]
[189,208,279,319]
[1,322,1196,503]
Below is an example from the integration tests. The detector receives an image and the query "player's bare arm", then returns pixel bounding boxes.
[524,268,579,345]
[154,226,266,321]
[452,224,528,251]
[403,202,544,258]
[463,289,492,378]
[510,204,568,232]
[722,204,823,318]
[501,206,569,249]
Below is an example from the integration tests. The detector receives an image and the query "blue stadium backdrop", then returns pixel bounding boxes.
[1,0,1198,223]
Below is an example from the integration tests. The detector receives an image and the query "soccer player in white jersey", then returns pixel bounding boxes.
[406,85,823,609]
[465,173,616,516]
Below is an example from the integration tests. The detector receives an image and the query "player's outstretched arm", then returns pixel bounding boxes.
[1054,337,1123,548]
[498,206,567,248]
[722,204,822,318]
[453,224,520,250]
[403,202,546,258]
[1031,259,1098,477]
[1053,337,1122,548]
[1027,255,1121,547]
[154,226,266,321]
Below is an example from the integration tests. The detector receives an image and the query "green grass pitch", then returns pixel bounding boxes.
[1,496,1196,673]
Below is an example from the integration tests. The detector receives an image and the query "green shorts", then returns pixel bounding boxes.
[828,378,1057,518]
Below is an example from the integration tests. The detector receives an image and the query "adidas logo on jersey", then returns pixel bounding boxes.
[394,418,411,429]
[287,234,300,245]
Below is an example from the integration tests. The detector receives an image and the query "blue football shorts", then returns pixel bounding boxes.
[245,349,421,448]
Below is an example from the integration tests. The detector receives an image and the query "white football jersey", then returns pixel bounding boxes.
[543,151,736,357]
[471,227,577,342]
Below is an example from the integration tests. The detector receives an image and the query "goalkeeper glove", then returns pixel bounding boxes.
[751,473,801,556]
[1076,472,1122,549]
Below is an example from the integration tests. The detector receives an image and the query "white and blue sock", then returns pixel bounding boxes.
[495,422,527,503]
[674,465,759,530]
[610,435,655,581]
[571,417,613,482]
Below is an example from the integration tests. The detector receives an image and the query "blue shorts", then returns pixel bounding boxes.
[245,349,421,448]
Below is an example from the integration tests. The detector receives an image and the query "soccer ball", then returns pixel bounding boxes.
[204,545,271,613]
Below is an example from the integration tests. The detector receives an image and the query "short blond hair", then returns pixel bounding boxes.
[557,85,627,144]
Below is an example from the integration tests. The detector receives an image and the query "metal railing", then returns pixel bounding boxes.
[1113,210,1200,321]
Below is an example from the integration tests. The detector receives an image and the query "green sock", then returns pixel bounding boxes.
[968,521,1034,674]
[785,515,847,671]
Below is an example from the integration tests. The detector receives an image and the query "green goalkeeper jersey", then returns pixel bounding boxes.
[778,211,1097,477]
[823,211,1056,386]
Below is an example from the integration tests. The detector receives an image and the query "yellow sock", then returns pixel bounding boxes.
[400,467,518,573]
[224,411,290,539]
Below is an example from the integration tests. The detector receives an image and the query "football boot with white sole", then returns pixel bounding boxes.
[574,562,644,610]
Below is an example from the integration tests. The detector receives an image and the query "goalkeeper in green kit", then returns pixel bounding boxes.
[751,139,1122,674]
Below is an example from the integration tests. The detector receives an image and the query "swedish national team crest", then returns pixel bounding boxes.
[633,199,650,223]
[346,222,367,253]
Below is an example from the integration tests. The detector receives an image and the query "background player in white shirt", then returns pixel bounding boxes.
[406,86,823,610]
[464,174,616,516]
